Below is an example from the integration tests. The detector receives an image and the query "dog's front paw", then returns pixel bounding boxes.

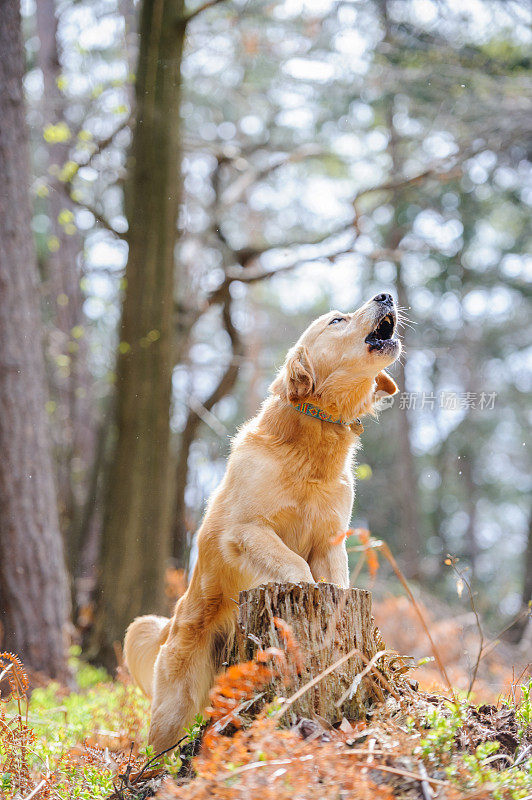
[281,566,315,585]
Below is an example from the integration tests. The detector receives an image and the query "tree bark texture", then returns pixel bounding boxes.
[393,269,422,579]
[379,45,422,579]
[519,511,532,603]
[0,0,71,681]
[510,511,532,643]
[93,0,185,669]
[35,0,97,581]
[232,583,387,724]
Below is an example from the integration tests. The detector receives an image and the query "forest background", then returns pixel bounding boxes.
[0,0,530,685]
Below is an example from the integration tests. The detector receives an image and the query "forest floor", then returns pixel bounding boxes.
[1,592,531,800]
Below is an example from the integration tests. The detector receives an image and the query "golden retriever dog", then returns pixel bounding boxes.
[124,292,401,753]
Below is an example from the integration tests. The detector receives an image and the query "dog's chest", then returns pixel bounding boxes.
[270,475,353,558]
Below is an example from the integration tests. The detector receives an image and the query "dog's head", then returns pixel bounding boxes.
[271,292,401,421]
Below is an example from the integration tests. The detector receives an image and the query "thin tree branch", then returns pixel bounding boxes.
[447,556,484,699]
[172,284,245,560]
[212,146,474,285]
[196,291,245,415]
[221,144,325,206]
[223,243,356,284]
[70,197,124,237]
[77,117,131,170]
[183,0,226,25]
[230,220,354,268]
[50,179,124,237]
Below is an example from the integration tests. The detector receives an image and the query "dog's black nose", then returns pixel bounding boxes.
[373,293,393,305]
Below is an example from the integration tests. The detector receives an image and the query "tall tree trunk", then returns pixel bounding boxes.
[461,448,479,575]
[505,510,532,644]
[0,0,70,680]
[515,511,532,645]
[92,0,185,669]
[393,260,422,579]
[381,90,422,579]
[35,0,96,581]
[522,512,532,611]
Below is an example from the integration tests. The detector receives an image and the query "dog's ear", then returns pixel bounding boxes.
[269,344,315,403]
[286,345,315,402]
[374,370,398,398]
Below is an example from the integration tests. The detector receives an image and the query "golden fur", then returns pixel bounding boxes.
[124,294,401,752]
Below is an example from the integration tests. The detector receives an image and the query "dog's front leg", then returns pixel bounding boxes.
[309,542,349,588]
[230,523,314,585]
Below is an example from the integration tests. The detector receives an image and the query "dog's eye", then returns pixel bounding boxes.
[329,317,346,325]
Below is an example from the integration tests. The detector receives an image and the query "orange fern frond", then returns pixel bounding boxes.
[273,618,303,673]
[0,652,29,695]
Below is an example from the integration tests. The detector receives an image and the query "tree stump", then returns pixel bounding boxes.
[232,582,387,725]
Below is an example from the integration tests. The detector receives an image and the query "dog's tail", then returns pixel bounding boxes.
[124,615,171,698]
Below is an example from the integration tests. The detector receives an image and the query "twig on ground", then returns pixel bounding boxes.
[418,761,435,800]
[351,760,447,787]
[221,750,448,788]
[446,556,484,698]
[511,744,532,769]
[335,650,395,707]
[212,692,266,734]
[126,736,188,785]
[21,780,47,800]
[274,648,393,720]
[360,736,375,781]
[226,748,385,777]
[120,742,135,785]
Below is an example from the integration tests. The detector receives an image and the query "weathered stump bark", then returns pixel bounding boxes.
[232,582,386,725]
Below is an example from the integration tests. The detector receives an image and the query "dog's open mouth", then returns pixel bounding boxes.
[365,312,397,351]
